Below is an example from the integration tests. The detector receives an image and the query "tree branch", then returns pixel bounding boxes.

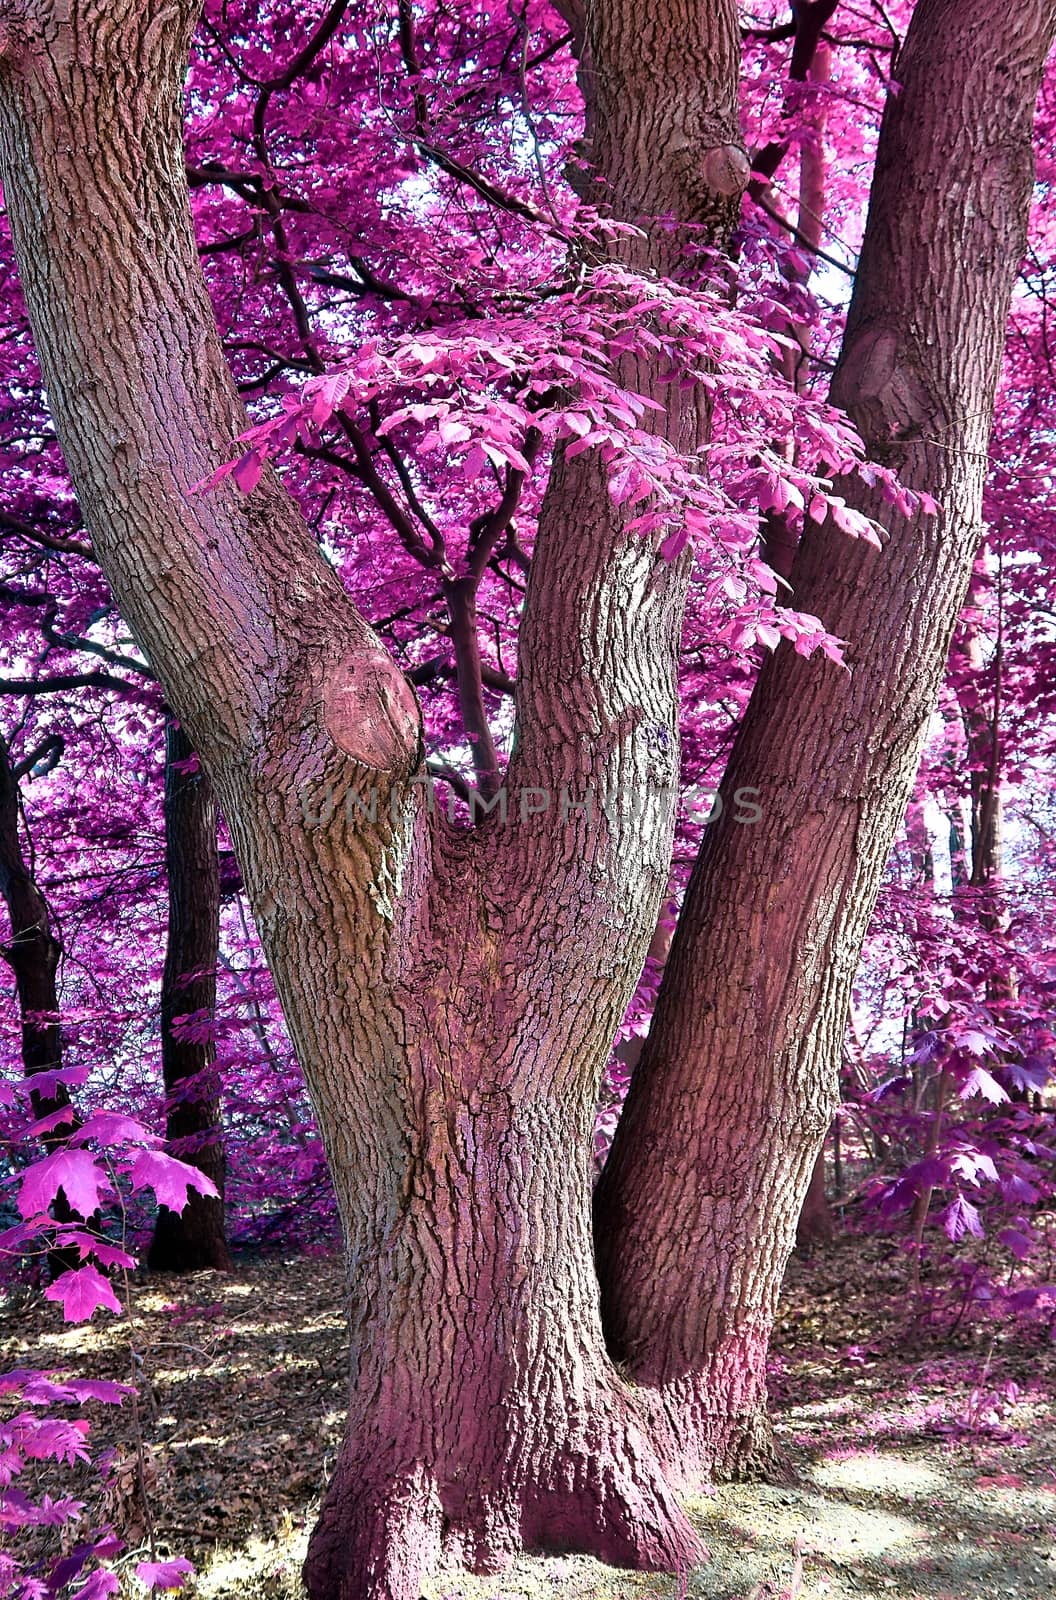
[12,732,64,783]
[0,509,93,559]
[0,670,152,700]
[0,3,420,793]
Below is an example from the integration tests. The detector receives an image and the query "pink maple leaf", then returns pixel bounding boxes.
[66,1379,133,1404]
[71,1111,153,1147]
[44,1264,123,1322]
[71,1573,119,1600]
[18,1149,106,1221]
[129,1150,218,1211]
[136,1558,195,1590]
[941,1196,984,1242]
[960,1066,1009,1104]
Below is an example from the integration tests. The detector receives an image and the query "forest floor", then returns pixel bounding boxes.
[5,1230,1056,1600]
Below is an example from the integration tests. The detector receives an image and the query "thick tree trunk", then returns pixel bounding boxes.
[0,1,746,1595]
[595,0,1056,1484]
[305,944,702,1596]
[147,718,230,1272]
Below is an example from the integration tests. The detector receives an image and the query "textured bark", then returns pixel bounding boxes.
[0,1,745,1594]
[307,0,748,1580]
[147,718,230,1273]
[595,0,1056,1484]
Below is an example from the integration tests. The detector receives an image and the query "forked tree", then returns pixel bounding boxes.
[0,1,1052,1598]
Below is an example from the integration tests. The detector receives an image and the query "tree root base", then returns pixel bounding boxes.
[303,1432,707,1600]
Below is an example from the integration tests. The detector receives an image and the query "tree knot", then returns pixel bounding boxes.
[324,645,422,774]
[699,142,751,200]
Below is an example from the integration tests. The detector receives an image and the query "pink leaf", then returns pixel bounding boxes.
[71,1574,120,1600]
[438,418,472,447]
[19,1065,91,1099]
[18,1414,91,1463]
[231,450,263,493]
[955,1027,996,1056]
[997,1227,1034,1261]
[941,1196,984,1242]
[659,526,690,562]
[960,1066,1009,1104]
[71,1112,153,1147]
[45,1264,123,1322]
[462,444,486,479]
[19,1149,106,1221]
[66,1379,133,1404]
[129,1150,218,1212]
[757,475,790,515]
[53,1231,136,1271]
[136,1559,195,1591]
[25,1106,80,1138]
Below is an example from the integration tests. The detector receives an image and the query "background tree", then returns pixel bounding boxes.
[147,716,230,1272]
[0,724,84,1266]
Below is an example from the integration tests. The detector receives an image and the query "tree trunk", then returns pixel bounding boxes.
[147,717,230,1272]
[595,0,1056,1484]
[795,1145,834,1252]
[305,950,702,1596]
[0,727,83,1270]
[955,597,1010,939]
[0,730,66,1106]
[0,1,747,1594]
[302,441,718,1599]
